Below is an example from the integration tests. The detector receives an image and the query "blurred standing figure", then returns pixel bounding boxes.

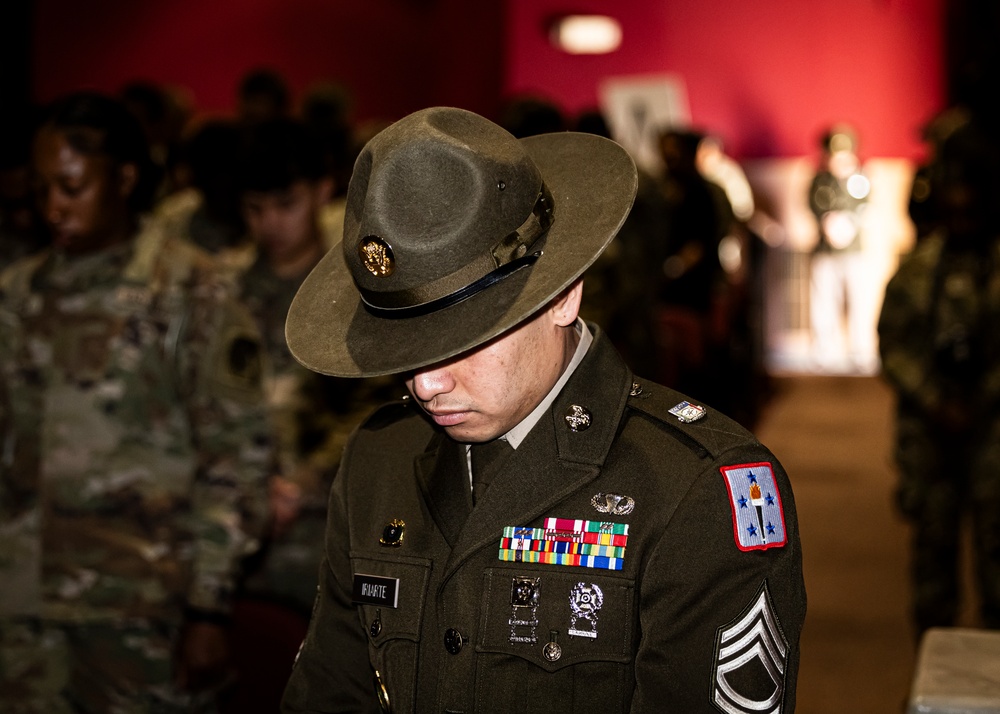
[654,129,731,409]
[0,92,272,713]
[696,134,754,224]
[808,124,873,373]
[878,118,1000,635]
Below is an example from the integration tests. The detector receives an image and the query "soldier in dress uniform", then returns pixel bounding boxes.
[878,118,1000,635]
[0,92,272,712]
[280,107,805,713]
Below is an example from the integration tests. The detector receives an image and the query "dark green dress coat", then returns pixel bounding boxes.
[282,328,805,713]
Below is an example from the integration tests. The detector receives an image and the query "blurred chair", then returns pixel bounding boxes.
[908,628,1000,713]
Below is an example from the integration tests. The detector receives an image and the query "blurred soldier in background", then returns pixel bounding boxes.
[219,118,398,711]
[878,117,1000,635]
[0,92,272,713]
[236,68,291,127]
[907,108,971,243]
[150,120,248,255]
[653,128,731,409]
[808,124,873,373]
[230,117,398,615]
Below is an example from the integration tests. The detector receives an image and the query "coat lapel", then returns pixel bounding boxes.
[442,326,633,582]
[415,432,473,548]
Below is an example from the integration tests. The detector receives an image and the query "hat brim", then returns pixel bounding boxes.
[285,131,637,377]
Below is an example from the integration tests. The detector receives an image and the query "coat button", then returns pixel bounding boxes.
[443,628,465,654]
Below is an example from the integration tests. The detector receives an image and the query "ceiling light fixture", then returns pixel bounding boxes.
[550,15,622,55]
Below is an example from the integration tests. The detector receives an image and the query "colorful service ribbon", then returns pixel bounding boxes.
[498,518,629,571]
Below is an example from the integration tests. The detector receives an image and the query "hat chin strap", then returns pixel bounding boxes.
[358,185,553,319]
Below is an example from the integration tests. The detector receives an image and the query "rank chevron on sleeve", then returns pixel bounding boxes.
[498,518,629,571]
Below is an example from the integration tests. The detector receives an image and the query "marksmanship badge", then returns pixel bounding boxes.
[568,582,604,639]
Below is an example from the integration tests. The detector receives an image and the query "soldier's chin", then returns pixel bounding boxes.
[442,422,503,445]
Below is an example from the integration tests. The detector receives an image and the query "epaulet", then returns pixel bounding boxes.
[625,378,758,460]
[358,398,420,432]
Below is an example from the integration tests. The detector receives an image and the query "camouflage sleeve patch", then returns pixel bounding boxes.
[212,326,265,400]
[197,299,269,405]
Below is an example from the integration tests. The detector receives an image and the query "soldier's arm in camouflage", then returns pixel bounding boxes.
[877,245,943,417]
[978,241,1000,406]
[176,285,273,616]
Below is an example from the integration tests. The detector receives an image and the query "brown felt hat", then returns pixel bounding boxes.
[285,106,637,377]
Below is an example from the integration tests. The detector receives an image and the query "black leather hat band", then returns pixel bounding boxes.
[358,184,554,317]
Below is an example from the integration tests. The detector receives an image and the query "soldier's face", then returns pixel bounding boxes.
[32,127,135,254]
[243,179,331,267]
[405,282,583,443]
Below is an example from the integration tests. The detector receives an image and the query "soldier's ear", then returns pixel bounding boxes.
[549,279,583,328]
[118,163,138,200]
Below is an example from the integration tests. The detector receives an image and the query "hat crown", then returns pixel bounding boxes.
[344,108,543,305]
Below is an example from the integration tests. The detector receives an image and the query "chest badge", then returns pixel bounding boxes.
[721,462,788,551]
[509,577,540,645]
[380,519,405,547]
[591,492,635,516]
[568,582,604,639]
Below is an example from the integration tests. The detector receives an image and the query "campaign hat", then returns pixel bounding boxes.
[286,106,637,377]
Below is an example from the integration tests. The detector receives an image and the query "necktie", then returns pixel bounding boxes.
[470,437,513,503]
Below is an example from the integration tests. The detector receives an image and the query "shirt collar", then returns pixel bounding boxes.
[504,318,592,449]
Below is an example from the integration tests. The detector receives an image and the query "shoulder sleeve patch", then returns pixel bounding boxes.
[720,462,787,552]
[712,580,788,714]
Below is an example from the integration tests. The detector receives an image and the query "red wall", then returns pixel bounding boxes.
[31,0,505,123]
[506,0,945,160]
[33,0,943,160]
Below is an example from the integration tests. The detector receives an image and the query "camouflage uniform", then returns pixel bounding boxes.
[0,227,48,272]
[0,224,273,712]
[878,231,1000,631]
[145,188,245,255]
[230,250,399,614]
